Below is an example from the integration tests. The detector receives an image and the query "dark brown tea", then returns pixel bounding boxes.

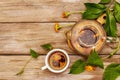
[48,51,67,70]
[78,28,98,46]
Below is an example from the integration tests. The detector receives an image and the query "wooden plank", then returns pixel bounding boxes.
[0,0,99,5]
[0,0,120,22]
[0,55,120,80]
[0,0,86,22]
[0,23,120,54]
[0,23,73,54]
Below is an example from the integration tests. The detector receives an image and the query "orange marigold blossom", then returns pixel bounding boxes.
[53,54,61,61]
[54,23,62,32]
[62,11,71,18]
[85,65,96,71]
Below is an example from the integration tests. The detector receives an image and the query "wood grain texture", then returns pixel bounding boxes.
[0,0,85,22]
[0,23,120,54]
[0,23,73,54]
[0,55,120,80]
[0,0,120,80]
[0,0,120,22]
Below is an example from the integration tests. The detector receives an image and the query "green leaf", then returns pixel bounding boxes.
[87,49,104,69]
[30,49,39,58]
[104,9,117,37]
[103,63,120,80]
[99,0,111,4]
[41,43,53,51]
[69,59,86,74]
[16,69,24,75]
[83,3,106,19]
[114,1,120,23]
[85,3,106,9]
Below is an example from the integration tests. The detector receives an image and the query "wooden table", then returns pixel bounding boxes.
[0,0,120,80]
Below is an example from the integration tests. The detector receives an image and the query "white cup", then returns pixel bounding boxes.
[41,49,70,73]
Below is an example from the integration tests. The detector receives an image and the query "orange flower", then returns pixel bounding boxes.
[53,54,61,61]
[62,11,71,18]
[54,23,62,32]
[85,65,96,71]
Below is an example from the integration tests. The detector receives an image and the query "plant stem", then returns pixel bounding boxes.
[70,11,84,14]
[107,0,115,9]
[23,57,32,69]
[61,23,75,28]
[102,38,120,60]
[106,37,118,43]
[16,57,32,75]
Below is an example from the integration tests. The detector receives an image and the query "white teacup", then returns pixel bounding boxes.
[41,49,70,73]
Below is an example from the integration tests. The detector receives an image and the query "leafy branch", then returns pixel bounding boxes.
[16,57,32,75]
[69,48,104,74]
[16,49,39,75]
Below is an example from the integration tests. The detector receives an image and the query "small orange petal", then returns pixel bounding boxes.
[85,65,96,71]
[62,12,66,18]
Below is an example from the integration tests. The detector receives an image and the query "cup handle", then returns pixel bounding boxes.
[41,66,47,70]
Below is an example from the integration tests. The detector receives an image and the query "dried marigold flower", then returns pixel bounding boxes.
[53,54,61,61]
[85,65,96,71]
[54,23,62,32]
[62,11,71,18]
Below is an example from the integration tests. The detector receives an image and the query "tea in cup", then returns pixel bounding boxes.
[41,49,70,73]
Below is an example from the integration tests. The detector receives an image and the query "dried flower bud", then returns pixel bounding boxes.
[62,11,71,18]
[54,23,62,32]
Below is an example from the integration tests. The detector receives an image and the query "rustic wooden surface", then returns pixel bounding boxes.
[0,0,120,80]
